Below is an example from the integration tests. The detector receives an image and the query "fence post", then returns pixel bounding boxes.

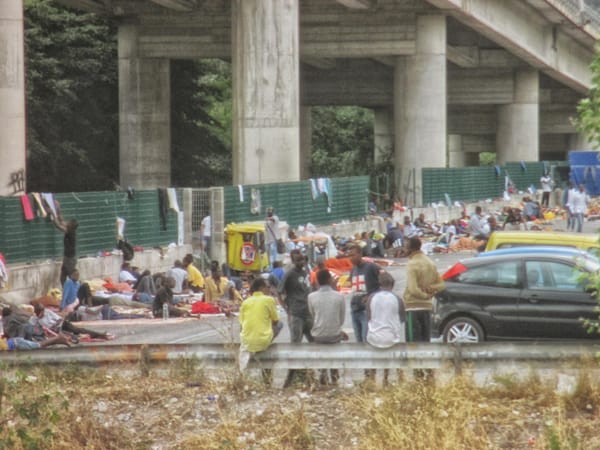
[210,187,226,267]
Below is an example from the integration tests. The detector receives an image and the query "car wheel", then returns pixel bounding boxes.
[442,317,484,343]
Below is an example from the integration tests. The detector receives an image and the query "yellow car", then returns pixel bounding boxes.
[485,231,600,257]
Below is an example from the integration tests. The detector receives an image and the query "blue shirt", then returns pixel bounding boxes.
[61,277,80,310]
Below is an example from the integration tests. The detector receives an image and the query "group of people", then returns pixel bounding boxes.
[238,237,445,386]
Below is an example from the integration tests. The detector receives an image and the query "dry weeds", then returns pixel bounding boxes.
[1,362,600,449]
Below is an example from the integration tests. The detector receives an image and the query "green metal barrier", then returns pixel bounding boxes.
[423,161,568,205]
[224,176,369,227]
[0,190,179,264]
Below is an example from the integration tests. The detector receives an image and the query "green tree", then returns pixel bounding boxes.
[170,59,232,187]
[25,0,119,192]
[311,106,375,177]
[576,46,600,148]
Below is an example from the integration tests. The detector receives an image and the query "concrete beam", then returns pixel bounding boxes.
[447,45,479,68]
[425,0,593,93]
[335,0,375,9]
[149,0,196,12]
[371,56,397,67]
[301,57,337,70]
[540,106,578,134]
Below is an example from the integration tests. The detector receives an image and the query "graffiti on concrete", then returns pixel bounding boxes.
[8,168,25,194]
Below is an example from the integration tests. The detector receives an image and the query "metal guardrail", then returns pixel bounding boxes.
[2,342,600,372]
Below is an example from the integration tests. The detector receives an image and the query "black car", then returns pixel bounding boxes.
[432,252,600,343]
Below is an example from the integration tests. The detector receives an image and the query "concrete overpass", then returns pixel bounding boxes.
[1,0,598,204]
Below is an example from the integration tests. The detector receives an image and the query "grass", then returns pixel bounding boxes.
[1,362,600,449]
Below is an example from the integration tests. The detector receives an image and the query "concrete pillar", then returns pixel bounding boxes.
[118,24,171,189]
[231,0,300,185]
[394,15,447,207]
[0,1,26,196]
[300,106,311,179]
[447,134,464,167]
[374,108,394,165]
[496,68,539,164]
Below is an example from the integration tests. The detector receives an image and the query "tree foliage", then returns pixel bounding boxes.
[25,0,119,192]
[311,106,375,178]
[576,46,600,149]
[170,59,232,187]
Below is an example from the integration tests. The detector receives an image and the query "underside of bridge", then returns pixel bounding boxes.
[1,0,597,203]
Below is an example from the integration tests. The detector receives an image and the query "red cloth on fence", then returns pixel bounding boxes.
[20,195,34,221]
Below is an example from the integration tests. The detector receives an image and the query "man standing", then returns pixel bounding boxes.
[239,278,283,383]
[278,249,313,387]
[540,172,554,208]
[308,269,348,385]
[200,215,211,256]
[563,181,576,231]
[265,207,280,270]
[348,244,381,343]
[404,237,445,343]
[567,184,590,233]
[49,200,78,286]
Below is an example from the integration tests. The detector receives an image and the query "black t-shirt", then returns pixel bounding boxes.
[278,266,310,318]
[350,262,381,295]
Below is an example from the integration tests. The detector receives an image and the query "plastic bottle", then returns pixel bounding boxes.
[162,303,169,320]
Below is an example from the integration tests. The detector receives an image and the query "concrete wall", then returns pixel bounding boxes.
[0,244,192,306]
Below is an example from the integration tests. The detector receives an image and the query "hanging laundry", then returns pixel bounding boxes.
[238,185,244,202]
[31,193,47,217]
[0,253,8,289]
[41,193,58,217]
[20,194,34,221]
[317,178,332,211]
[250,188,261,215]
[166,188,180,212]
[157,188,168,231]
[309,179,319,200]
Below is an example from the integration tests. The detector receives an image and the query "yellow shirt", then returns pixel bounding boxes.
[187,264,205,289]
[204,276,242,303]
[239,292,279,353]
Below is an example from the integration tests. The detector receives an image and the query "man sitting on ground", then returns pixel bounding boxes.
[183,253,205,293]
[152,276,189,318]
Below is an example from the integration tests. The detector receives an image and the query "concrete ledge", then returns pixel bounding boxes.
[0,244,193,305]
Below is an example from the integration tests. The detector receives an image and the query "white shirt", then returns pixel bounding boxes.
[540,175,553,192]
[201,216,211,238]
[367,290,405,348]
[119,270,137,284]
[166,266,188,293]
[568,189,589,214]
[469,214,487,237]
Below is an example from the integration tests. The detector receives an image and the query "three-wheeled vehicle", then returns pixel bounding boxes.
[224,222,269,274]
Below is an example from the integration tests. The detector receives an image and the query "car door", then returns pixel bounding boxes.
[446,259,522,338]
[518,259,598,339]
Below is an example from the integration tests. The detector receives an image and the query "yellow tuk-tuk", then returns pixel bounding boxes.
[225,222,269,273]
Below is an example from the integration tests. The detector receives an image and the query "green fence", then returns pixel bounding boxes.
[0,190,179,264]
[422,161,568,205]
[224,176,369,227]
